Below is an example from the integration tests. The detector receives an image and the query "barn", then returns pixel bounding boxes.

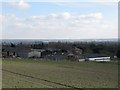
[84,54,110,62]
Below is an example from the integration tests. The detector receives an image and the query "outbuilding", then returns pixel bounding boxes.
[28,51,41,58]
[85,54,110,62]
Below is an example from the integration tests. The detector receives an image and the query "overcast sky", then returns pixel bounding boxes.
[1,0,118,39]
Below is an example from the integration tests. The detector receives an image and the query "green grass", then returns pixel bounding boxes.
[2,58,118,88]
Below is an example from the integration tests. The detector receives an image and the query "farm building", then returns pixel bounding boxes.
[78,59,85,62]
[2,48,16,58]
[2,45,84,61]
[67,47,83,61]
[28,50,41,58]
[84,54,110,62]
[67,53,77,61]
[2,47,31,58]
[41,49,68,60]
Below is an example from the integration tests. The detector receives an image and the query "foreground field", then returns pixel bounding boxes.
[2,58,118,88]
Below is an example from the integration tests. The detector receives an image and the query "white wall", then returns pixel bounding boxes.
[79,59,85,61]
[28,51,41,58]
[88,57,110,62]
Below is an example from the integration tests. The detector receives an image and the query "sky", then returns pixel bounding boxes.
[1,0,119,39]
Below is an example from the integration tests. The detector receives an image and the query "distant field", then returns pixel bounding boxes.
[2,58,118,88]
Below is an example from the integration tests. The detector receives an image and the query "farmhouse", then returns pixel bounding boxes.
[84,54,110,62]
[2,48,16,58]
[2,47,31,58]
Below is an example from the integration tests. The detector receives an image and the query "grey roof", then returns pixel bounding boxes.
[84,53,110,58]
[3,47,31,53]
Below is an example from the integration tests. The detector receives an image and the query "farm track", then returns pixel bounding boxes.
[2,69,79,89]
[2,71,52,88]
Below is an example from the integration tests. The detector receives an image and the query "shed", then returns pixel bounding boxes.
[28,51,41,58]
[84,53,110,62]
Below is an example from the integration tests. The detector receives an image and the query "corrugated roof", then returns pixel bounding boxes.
[3,47,31,53]
[84,53,110,58]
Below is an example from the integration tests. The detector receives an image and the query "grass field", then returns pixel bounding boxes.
[2,58,118,88]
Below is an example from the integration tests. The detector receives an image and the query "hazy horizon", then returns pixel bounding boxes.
[1,38,118,44]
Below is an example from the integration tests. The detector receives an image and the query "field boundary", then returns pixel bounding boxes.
[2,69,79,89]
